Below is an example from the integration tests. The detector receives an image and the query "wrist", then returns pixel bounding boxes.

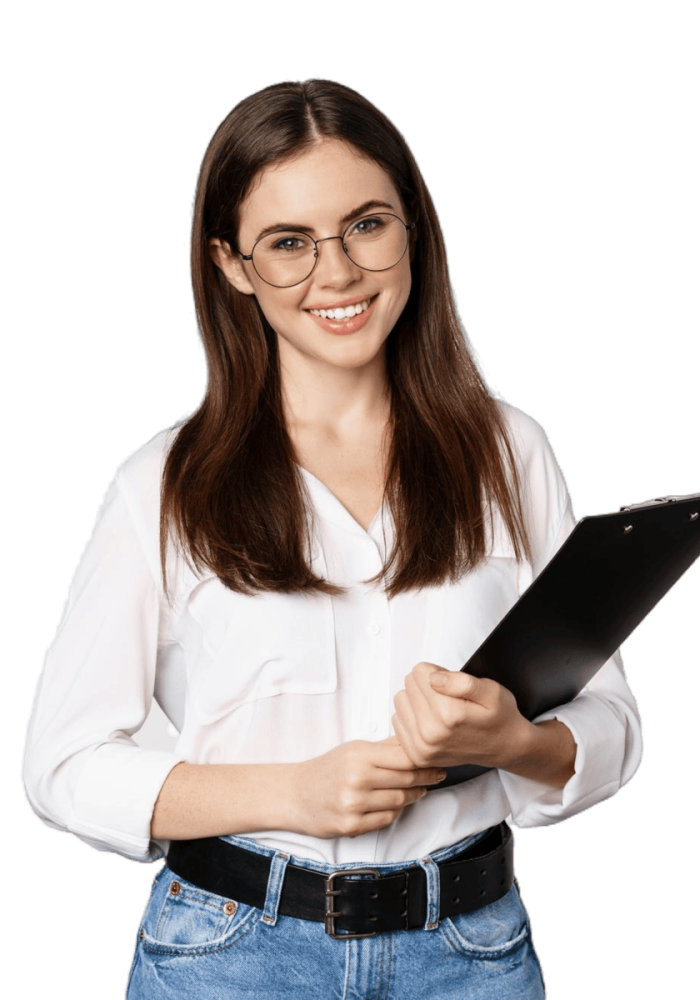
[256,761,306,832]
[500,719,577,788]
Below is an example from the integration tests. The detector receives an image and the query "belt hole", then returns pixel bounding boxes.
[400,909,408,917]
[400,887,407,896]
[480,869,487,877]
[369,915,378,922]
[370,891,378,899]
[453,896,460,904]
[479,889,486,896]
[453,874,460,882]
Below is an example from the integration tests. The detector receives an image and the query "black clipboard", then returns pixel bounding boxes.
[438,492,700,788]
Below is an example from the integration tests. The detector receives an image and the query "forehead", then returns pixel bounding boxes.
[239,140,402,235]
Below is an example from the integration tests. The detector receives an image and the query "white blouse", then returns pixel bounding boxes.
[23,403,642,865]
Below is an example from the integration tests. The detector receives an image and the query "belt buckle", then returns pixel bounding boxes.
[324,867,381,939]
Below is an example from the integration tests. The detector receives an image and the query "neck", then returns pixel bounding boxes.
[280,349,391,439]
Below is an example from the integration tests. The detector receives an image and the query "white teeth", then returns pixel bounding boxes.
[309,298,371,320]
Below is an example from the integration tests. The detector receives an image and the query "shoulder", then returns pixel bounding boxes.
[495,401,572,561]
[497,402,567,489]
[116,426,177,489]
[497,401,556,465]
[114,426,178,506]
[109,426,180,577]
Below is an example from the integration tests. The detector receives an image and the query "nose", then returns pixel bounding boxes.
[313,235,363,288]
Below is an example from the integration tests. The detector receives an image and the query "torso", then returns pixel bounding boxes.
[293,427,388,532]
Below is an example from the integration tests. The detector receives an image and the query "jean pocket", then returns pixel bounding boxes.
[139,866,259,957]
[439,884,531,959]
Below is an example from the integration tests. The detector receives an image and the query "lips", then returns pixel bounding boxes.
[305,295,377,335]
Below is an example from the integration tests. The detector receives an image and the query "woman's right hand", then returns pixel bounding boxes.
[286,737,446,839]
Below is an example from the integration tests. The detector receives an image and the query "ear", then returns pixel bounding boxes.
[209,238,256,296]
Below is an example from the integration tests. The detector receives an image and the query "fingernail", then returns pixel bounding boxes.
[430,672,447,687]
[419,787,428,797]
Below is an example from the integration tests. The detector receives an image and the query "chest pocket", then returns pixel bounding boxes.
[182,573,337,726]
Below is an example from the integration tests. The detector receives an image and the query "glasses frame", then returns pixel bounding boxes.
[236,213,416,288]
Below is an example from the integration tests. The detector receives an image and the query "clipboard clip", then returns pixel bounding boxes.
[620,492,700,512]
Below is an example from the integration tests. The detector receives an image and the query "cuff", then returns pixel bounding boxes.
[499,692,629,827]
[70,744,185,861]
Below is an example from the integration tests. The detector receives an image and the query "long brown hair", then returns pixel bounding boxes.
[161,79,531,597]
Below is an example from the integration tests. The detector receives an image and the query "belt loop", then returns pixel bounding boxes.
[261,851,290,927]
[418,856,440,930]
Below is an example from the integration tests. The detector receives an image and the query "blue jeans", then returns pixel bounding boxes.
[127,828,545,999]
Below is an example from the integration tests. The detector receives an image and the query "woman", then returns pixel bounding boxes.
[24,80,641,998]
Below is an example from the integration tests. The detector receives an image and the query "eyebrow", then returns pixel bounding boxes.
[252,200,398,243]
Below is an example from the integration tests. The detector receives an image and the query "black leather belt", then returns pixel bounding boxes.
[166,822,514,939]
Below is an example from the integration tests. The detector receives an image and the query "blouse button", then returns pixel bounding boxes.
[368,623,380,635]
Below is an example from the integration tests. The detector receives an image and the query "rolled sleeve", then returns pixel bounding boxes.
[499,649,642,825]
[23,475,185,861]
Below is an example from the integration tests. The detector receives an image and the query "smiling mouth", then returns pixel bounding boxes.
[307,297,373,321]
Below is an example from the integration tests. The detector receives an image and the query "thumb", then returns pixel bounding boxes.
[429,669,482,702]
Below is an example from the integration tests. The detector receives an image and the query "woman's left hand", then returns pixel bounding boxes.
[392,662,535,771]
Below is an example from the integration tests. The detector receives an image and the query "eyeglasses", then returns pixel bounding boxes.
[237,213,415,288]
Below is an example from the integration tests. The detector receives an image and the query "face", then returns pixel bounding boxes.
[211,140,412,377]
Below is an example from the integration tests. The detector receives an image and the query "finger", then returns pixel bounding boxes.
[406,664,468,724]
[391,706,423,767]
[372,764,446,789]
[392,688,421,754]
[394,685,420,724]
[428,670,487,705]
[370,737,422,771]
[364,786,428,826]
[404,669,436,716]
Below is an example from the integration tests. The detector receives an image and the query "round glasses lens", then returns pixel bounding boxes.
[343,214,409,272]
[249,214,410,287]
[252,232,317,287]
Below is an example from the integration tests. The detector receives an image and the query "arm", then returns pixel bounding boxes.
[150,762,296,840]
[23,472,185,860]
[392,662,576,788]
[393,637,641,824]
[151,739,446,841]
